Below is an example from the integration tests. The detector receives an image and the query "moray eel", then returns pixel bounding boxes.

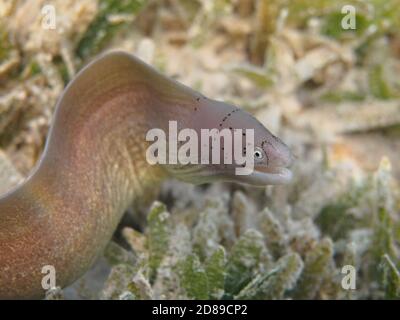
[0,52,292,299]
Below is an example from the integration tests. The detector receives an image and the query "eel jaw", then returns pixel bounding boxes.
[229,165,293,187]
[168,163,293,187]
[253,165,293,185]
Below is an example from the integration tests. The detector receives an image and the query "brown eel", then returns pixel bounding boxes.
[0,52,293,299]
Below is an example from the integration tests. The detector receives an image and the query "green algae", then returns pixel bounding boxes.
[76,0,147,59]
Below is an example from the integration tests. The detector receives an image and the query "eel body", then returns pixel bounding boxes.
[0,52,292,299]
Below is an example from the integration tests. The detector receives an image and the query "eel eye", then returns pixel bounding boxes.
[254,147,264,160]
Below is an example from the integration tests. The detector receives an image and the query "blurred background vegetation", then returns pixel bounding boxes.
[0,0,399,299]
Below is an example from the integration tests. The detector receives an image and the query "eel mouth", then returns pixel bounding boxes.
[255,165,292,183]
[234,165,293,186]
[169,162,293,187]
